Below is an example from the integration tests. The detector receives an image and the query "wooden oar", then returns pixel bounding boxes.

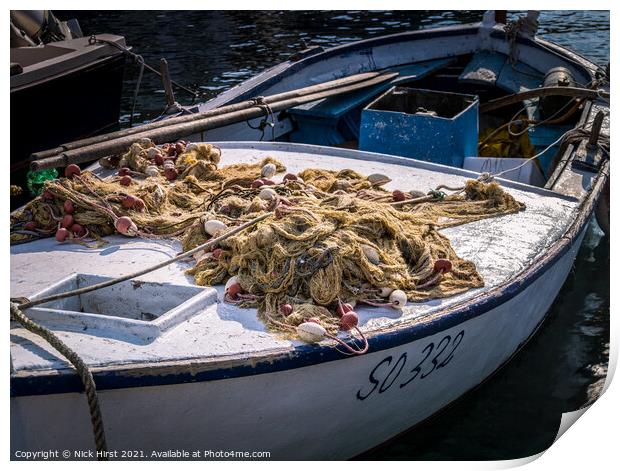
[480,86,609,114]
[30,71,383,161]
[31,72,398,171]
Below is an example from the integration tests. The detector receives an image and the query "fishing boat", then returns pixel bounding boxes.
[11,11,609,460]
[10,10,127,204]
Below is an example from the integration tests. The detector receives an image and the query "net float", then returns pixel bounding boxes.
[280,304,293,316]
[224,276,241,301]
[145,165,159,177]
[61,214,74,229]
[146,147,162,160]
[340,311,359,331]
[204,219,227,236]
[261,163,277,179]
[55,227,70,242]
[120,175,133,186]
[164,166,178,181]
[378,287,394,298]
[115,216,138,236]
[283,173,298,182]
[175,142,186,155]
[137,137,153,148]
[389,290,407,309]
[296,322,327,343]
[154,154,166,166]
[42,190,54,201]
[212,248,223,259]
[258,188,277,201]
[166,145,176,157]
[24,221,37,231]
[337,303,353,317]
[361,244,380,265]
[118,167,132,177]
[64,164,81,179]
[63,200,75,214]
[333,179,351,191]
[70,223,86,237]
[251,179,265,189]
[122,194,145,210]
[196,252,213,264]
[192,250,207,262]
[261,179,276,186]
[368,173,391,186]
[434,258,453,273]
[392,190,406,202]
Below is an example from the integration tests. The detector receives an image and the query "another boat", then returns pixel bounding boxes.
[10,10,127,202]
[10,11,609,459]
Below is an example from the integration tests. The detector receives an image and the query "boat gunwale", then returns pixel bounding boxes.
[206,21,598,111]
[205,23,483,108]
[10,34,126,92]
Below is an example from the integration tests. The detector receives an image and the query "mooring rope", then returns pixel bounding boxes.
[10,303,108,460]
[89,35,201,100]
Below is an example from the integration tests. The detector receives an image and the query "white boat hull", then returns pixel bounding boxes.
[11,225,587,460]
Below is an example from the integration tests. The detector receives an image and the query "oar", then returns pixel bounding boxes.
[30,71,383,161]
[31,72,398,171]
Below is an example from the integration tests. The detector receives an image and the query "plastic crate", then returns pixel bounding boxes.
[359,86,479,168]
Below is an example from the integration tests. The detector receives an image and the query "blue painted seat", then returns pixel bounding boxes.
[287,58,454,145]
[459,51,542,94]
[458,51,507,87]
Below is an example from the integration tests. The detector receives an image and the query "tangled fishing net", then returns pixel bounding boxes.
[11,139,525,343]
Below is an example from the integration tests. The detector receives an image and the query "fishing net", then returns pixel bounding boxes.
[10,139,525,338]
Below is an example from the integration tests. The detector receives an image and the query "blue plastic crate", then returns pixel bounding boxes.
[359,86,479,168]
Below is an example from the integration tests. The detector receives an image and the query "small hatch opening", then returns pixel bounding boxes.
[33,274,207,321]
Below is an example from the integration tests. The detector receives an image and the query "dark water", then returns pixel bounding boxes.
[63,10,610,460]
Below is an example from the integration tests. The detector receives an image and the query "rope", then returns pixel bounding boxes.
[504,14,537,65]
[17,212,271,310]
[492,124,608,179]
[480,71,604,147]
[246,97,276,141]
[89,35,201,100]
[128,55,145,127]
[10,303,108,459]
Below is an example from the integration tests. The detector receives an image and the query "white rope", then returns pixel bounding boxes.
[492,128,578,178]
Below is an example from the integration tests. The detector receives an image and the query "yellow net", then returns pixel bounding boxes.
[10,140,525,337]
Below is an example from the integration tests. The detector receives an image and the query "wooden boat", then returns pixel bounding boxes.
[11,12,609,459]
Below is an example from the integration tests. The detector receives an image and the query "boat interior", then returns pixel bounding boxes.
[237,52,581,188]
[199,19,608,196]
